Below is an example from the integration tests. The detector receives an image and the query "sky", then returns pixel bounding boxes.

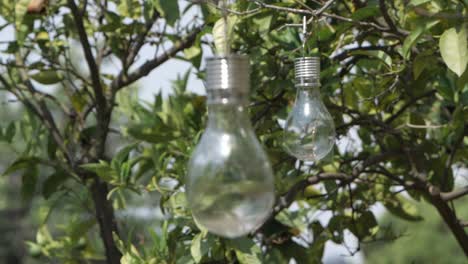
[137,1,208,99]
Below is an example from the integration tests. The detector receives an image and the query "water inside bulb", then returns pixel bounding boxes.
[187,99,275,238]
[190,181,274,238]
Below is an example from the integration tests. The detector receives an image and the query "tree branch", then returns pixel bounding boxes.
[407,146,468,256]
[428,187,468,256]
[89,176,121,264]
[379,0,398,34]
[123,12,160,71]
[10,54,72,165]
[67,2,121,263]
[385,89,436,124]
[68,0,111,157]
[248,0,409,34]
[413,7,467,20]
[250,0,311,15]
[68,0,107,114]
[331,45,398,61]
[272,172,352,214]
[441,186,468,202]
[112,25,204,90]
[315,0,335,16]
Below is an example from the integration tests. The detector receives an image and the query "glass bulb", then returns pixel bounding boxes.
[283,57,336,162]
[187,56,275,238]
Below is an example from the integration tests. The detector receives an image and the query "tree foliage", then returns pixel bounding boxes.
[0,0,467,263]
[364,197,468,264]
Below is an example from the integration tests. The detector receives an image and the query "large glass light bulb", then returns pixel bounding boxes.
[187,55,275,238]
[283,57,336,162]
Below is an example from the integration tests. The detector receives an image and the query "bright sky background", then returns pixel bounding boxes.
[137,1,208,99]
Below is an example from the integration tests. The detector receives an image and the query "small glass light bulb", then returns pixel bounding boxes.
[283,57,336,162]
[187,55,275,238]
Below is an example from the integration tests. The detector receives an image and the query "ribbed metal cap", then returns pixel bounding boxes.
[295,57,320,84]
[206,55,250,94]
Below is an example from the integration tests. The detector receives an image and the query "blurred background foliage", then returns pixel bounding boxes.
[364,197,468,264]
[0,0,467,263]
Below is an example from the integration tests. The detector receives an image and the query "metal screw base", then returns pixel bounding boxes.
[295,57,320,86]
[206,55,250,95]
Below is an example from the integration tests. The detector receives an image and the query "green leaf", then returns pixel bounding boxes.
[275,209,308,233]
[264,248,287,264]
[190,232,210,263]
[352,6,380,20]
[152,0,180,26]
[277,240,322,264]
[184,44,202,69]
[413,54,437,79]
[22,166,38,202]
[143,1,155,23]
[344,82,359,109]
[327,215,350,243]
[36,226,52,245]
[15,0,30,29]
[270,27,301,50]
[167,191,188,216]
[252,12,273,32]
[36,31,49,41]
[303,185,322,198]
[3,157,40,176]
[112,143,139,171]
[4,42,19,54]
[383,195,423,222]
[409,0,432,6]
[349,211,379,239]
[80,161,116,182]
[100,11,123,32]
[0,2,14,23]
[177,256,196,264]
[5,121,16,142]
[213,16,238,55]
[190,233,203,263]
[437,74,456,102]
[184,44,201,61]
[351,50,393,68]
[42,171,68,199]
[402,20,439,60]
[458,67,468,94]
[71,92,88,113]
[15,0,33,45]
[118,0,141,19]
[228,238,263,264]
[31,70,64,85]
[439,26,468,77]
[47,136,57,160]
[121,247,145,264]
[128,124,176,143]
[70,218,96,241]
[26,242,42,258]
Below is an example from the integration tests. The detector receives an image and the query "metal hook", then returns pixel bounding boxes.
[302,16,309,57]
[303,16,307,38]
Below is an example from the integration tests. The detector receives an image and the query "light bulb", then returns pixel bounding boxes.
[283,57,336,162]
[187,55,275,238]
